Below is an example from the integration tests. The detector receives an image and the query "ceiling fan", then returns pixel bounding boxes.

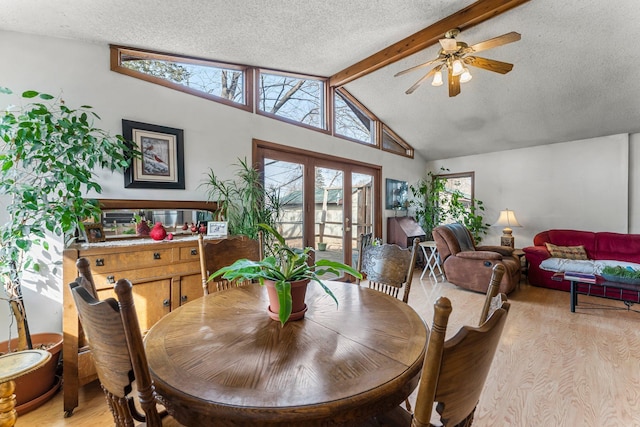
[395,28,521,97]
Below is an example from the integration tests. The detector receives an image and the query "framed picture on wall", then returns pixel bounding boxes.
[122,119,185,189]
[385,178,409,210]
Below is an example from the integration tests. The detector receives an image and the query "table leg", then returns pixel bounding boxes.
[426,249,438,282]
[570,280,576,313]
[0,380,17,427]
[419,246,429,280]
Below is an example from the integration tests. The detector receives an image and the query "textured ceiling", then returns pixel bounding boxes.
[1,0,638,160]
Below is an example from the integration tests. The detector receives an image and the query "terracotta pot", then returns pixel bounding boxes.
[0,332,63,415]
[265,279,309,322]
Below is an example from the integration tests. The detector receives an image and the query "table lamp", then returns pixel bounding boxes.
[493,209,521,248]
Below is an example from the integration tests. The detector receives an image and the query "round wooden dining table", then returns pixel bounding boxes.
[144,281,428,426]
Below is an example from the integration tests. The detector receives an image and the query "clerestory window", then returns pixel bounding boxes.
[111,46,251,111]
[334,89,375,146]
[110,45,413,158]
[257,70,326,131]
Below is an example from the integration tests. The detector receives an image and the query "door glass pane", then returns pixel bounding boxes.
[264,158,304,249]
[352,173,373,268]
[315,167,344,279]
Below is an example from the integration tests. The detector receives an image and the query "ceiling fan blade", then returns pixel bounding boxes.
[405,67,439,94]
[464,56,514,74]
[468,32,521,53]
[439,38,458,52]
[448,67,461,97]
[394,58,441,77]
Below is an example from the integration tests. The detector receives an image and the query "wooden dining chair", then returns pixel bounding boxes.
[359,264,510,427]
[69,277,178,427]
[356,237,419,303]
[198,232,263,295]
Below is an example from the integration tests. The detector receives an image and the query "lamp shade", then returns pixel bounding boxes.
[493,209,522,229]
[493,209,521,247]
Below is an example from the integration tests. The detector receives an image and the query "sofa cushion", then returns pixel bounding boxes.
[544,243,588,260]
[547,229,596,258]
[595,232,640,263]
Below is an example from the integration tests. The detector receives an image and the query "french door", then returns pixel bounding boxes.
[254,140,381,278]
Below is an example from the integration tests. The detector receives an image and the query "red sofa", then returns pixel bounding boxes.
[523,229,640,298]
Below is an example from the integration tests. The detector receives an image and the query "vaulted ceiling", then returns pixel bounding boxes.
[2,0,638,160]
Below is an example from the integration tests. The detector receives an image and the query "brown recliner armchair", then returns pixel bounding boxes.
[433,223,520,294]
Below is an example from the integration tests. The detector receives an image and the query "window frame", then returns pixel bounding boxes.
[332,88,378,147]
[381,124,414,158]
[110,45,415,158]
[255,68,330,134]
[110,45,253,112]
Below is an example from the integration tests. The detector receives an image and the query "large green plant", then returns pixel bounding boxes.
[211,224,362,325]
[203,158,281,240]
[410,168,490,243]
[0,88,137,350]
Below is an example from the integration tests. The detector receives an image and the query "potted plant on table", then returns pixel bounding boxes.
[0,88,137,410]
[211,224,362,325]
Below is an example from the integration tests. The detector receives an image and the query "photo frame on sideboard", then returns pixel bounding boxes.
[84,223,106,243]
[122,119,185,189]
[207,221,228,238]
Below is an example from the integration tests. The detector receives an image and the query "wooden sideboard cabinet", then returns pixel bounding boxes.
[62,199,218,416]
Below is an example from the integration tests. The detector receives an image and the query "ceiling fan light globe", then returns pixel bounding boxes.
[431,70,444,87]
[460,68,472,83]
[451,59,464,76]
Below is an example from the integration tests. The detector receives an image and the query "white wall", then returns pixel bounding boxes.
[427,133,632,248]
[0,30,426,341]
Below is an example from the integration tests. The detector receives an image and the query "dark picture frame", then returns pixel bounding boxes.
[385,178,409,210]
[122,120,185,189]
[84,223,106,243]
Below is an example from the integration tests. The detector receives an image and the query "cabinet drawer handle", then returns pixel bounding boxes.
[107,275,115,284]
[95,258,105,267]
[181,295,188,303]
[190,249,198,256]
[153,252,161,260]
[163,299,170,307]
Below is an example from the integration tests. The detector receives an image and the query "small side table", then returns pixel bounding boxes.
[0,349,51,427]
[419,241,444,282]
[513,249,528,281]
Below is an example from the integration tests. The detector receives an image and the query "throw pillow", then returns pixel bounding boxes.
[545,243,588,260]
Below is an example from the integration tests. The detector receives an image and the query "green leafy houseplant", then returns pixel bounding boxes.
[410,168,490,243]
[0,88,137,350]
[202,158,281,240]
[211,224,362,325]
[601,265,640,281]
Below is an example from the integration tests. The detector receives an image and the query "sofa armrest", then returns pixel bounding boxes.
[476,245,514,257]
[522,246,550,259]
[456,251,503,261]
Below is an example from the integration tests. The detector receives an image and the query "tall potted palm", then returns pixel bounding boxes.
[0,87,136,409]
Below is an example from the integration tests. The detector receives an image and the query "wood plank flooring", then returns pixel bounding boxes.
[19,274,640,426]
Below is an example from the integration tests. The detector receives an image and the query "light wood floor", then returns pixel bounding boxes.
[19,274,640,426]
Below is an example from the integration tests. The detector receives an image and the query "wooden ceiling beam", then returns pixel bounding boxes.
[329,0,531,87]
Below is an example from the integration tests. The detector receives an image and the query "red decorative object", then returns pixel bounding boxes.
[167,233,174,240]
[136,221,150,236]
[190,222,197,233]
[199,223,207,234]
[182,222,188,230]
[150,222,167,241]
